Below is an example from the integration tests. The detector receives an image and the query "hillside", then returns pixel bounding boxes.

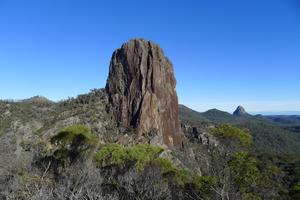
[1,39,300,200]
[263,115,300,134]
[179,104,300,154]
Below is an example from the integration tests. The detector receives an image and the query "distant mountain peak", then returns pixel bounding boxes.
[233,105,248,116]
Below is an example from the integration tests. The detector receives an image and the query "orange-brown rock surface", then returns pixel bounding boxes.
[106,39,182,147]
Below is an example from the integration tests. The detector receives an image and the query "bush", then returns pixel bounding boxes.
[193,176,217,195]
[47,125,99,168]
[154,157,189,185]
[229,152,262,199]
[212,124,252,146]
[94,143,163,171]
[291,182,300,199]
[155,157,216,196]
[95,144,216,198]
[51,124,98,148]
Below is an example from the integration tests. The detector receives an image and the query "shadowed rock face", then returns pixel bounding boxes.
[106,39,182,147]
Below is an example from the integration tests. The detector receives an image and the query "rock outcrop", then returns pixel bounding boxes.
[106,39,182,147]
[233,105,248,116]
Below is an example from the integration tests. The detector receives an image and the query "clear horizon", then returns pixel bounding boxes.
[1,0,299,113]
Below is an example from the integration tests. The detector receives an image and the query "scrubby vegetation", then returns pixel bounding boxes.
[179,105,300,154]
[95,143,217,199]
[291,182,300,199]
[51,124,98,147]
[240,121,300,154]
[2,94,300,199]
[2,124,219,199]
[211,124,252,147]
[181,116,300,199]
[229,152,262,199]
[33,125,100,178]
[95,143,163,170]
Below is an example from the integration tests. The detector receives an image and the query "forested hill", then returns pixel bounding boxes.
[179,104,300,155]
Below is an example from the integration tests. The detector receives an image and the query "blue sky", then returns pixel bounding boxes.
[0,0,299,113]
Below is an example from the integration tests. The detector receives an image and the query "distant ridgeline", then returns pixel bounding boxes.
[0,96,53,103]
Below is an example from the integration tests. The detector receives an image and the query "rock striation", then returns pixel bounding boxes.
[106,39,182,147]
[233,105,248,116]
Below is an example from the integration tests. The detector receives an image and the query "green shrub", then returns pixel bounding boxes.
[229,152,262,199]
[154,157,195,186]
[291,182,300,199]
[193,176,217,195]
[212,124,252,146]
[51,124,98,147]
[229,152,261,185]
[50,124,99,163]
[153,157,216,196]
[95,143,216,197]
[292,182,300,191]
[95,143,163,170]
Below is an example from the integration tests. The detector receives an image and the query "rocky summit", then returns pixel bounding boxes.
[233,105,248,116]
[106,39,182,147]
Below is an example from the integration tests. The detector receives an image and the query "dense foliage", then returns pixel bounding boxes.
[95,143,163,170]
[229,152,262,199]
[212,124,252,147]
[51,124,98,147]
[2,94,300,199]
[95,143,217,198]
[11,125,217,199]
[240,121,300,154]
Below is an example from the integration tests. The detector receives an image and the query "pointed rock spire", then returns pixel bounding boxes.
[233,105,248,116]
[106,39,182,147]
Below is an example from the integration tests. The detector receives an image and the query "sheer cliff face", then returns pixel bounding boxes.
[106,39,182,147]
